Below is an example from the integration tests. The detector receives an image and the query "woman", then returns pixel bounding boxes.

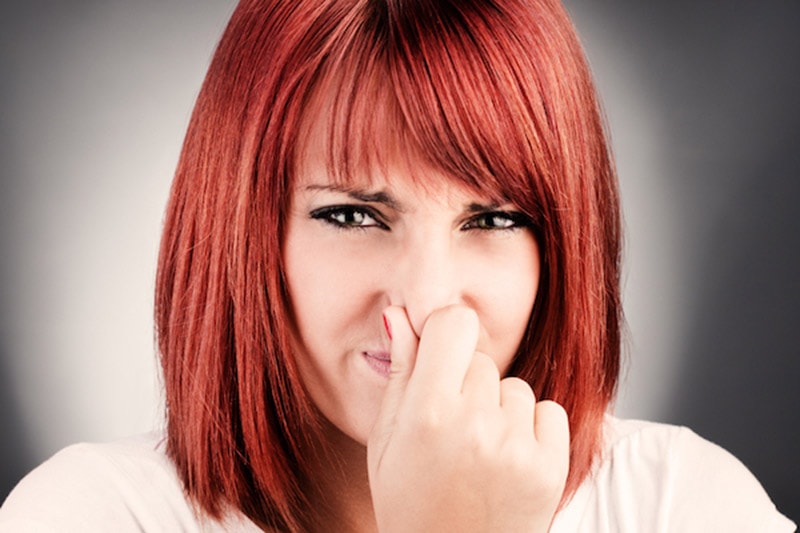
[0,0,793,531]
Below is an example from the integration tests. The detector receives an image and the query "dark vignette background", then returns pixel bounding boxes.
[569,0,800,521]
[1,0,798,523]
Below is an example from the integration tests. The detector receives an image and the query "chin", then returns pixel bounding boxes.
[310,392,379,449]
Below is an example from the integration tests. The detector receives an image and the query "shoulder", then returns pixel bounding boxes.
[0,432,259,533]
[553,417,796,532]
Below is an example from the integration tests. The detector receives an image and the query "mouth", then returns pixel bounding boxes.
[363,351,391,378]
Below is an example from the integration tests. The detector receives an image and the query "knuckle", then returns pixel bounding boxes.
[471,351,500,380]
[537,400,570,431]
[500,376,535,399]
[409,404,448,438]
[539,399,568,417]
[460,412,496,458]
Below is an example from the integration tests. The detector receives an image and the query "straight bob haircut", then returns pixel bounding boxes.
[156,0,622,529]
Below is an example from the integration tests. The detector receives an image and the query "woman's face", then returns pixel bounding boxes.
[284,141,541,446]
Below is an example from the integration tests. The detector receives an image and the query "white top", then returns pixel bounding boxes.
[0,417,794,532]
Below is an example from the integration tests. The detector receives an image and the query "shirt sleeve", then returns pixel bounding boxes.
[0,439,200,532]
[555,418,796,533]
[666,426,795,532]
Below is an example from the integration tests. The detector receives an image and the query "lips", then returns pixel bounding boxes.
[363,351,391,378]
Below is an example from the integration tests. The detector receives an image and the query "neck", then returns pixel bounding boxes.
[300,418,377,533]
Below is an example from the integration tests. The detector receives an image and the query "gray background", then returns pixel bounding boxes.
[1,0,797,522]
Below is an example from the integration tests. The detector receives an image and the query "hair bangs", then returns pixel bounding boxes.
[385,0,557,213]
[295,0,553,215]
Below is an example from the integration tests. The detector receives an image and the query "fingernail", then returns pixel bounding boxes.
[383,313,392,340]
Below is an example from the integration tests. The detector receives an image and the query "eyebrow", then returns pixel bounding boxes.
[465,201,503,213]
[305,184,509,214]
[305,184,405,211]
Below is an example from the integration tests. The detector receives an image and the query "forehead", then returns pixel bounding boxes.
[296,153,495,213]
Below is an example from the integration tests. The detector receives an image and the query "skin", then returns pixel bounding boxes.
[283,121,569,531]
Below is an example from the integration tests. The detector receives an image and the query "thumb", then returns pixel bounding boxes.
[368,306,418,462]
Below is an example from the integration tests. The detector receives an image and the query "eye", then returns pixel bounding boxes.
[462,211,531,231]
[309,205,387,230]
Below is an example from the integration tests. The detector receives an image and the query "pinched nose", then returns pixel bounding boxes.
[386,238,466,338]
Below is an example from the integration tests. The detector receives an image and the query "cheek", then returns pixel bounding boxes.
[284,230,381,350]
[475,238,540,372]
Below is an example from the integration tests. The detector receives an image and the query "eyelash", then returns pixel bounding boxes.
[310,205,531,233]
[461,211,532,232]
[309,205,388,231]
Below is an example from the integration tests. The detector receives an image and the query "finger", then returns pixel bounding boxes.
[384,305,419,384]
[409,305,480,399]
[461,351,501,407]
[499,377,536,427]
[368,306,418,453]
[533,400,570,452]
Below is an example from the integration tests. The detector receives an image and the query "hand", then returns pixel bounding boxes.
[368,305,570,532]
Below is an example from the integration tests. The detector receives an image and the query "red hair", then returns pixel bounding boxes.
[156,0,621,528]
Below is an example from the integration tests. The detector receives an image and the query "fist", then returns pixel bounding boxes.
[368,305,569,532]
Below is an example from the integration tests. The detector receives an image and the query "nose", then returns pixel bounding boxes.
[389,234,463,337]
